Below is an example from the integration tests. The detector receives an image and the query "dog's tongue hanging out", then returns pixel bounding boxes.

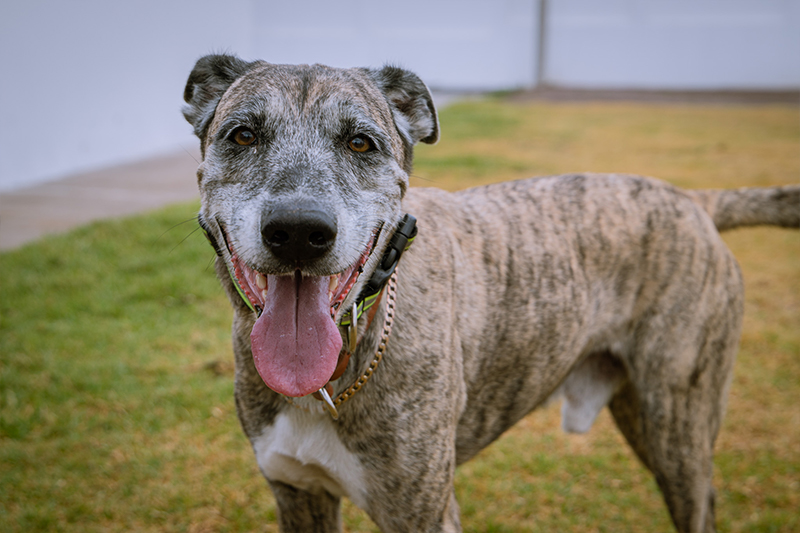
[250,272,342,397]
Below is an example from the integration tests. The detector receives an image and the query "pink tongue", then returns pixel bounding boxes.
[250,273,342,397]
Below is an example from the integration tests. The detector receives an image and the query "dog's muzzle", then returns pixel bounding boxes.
[199,212,417,410]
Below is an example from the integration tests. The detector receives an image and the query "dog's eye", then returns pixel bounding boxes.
[348,135,372,153]
[230,127,257,146]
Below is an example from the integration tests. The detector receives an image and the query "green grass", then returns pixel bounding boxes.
[2,99,798,532]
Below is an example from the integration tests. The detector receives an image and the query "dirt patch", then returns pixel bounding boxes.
[505,86,800,106]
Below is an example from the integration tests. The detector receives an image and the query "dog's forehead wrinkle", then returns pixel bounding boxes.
[246,64,396,131]
[223,99,285,132]
[272,92,392,149]
[235,64,346,107]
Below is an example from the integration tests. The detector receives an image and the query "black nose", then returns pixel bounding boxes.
[261,206,337,261]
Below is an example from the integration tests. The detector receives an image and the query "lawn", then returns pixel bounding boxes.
[1,97,798,532]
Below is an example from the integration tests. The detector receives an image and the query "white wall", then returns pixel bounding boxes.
[1,0,798,192]
[251,0,539,91]
[544,0,800,89]
[0,0,254,192]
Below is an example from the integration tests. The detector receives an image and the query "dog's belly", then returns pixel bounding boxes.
[251,408,368,508]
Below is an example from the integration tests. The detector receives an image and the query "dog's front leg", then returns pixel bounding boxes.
[352,400,464,532]
[366,483,461,533]
[269,480,342,533]
[441,489,463,533]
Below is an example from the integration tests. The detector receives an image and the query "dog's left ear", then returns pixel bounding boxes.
[367,66,439,145]
[183,54,259,147]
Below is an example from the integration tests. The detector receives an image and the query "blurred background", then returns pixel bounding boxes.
[0,0,799,247]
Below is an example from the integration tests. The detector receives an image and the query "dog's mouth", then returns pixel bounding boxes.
[226,230,379,398]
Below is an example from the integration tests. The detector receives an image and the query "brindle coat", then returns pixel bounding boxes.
[182,54,800,532]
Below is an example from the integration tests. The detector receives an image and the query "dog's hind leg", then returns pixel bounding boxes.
[609,380,721,533]
[268,480,342,533]
[610,301,740,532]
[608,381,652,471]
[629,381,723,532]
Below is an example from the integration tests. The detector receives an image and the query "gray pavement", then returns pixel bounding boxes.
[506,87,800,106]
[0,149,201,250]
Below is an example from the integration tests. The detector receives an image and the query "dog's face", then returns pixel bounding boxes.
[183,54,437,398]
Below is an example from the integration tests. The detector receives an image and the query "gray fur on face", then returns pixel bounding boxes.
[183,54,799,533]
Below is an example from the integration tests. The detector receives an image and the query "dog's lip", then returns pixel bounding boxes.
[227,227,381,319]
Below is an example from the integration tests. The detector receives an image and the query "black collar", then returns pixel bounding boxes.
[339,213,417,326]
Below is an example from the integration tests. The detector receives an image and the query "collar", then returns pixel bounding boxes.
[339,214,417,328]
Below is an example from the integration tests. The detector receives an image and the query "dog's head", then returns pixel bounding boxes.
[183,54,438,398]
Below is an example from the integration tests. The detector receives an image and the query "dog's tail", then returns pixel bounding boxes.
[686,185,800,232]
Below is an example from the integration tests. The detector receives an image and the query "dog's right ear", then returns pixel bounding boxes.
[183,54,257,147]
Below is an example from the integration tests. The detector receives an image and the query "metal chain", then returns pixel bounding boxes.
[333,268,397,407]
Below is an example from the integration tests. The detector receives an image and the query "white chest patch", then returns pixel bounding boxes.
[252,408,368,509]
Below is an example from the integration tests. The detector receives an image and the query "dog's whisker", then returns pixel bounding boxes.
[159,217,201,238]
[181,144,200,164]
[205,253,217,273]
[168,225,204,255]
[157,217,203,254]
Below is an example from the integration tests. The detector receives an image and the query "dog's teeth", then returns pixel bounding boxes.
[261,289,268,300]
[256,273,267,289]
[329,276,339,293]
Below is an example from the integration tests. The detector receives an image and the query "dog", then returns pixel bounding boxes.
[182,54,799,532]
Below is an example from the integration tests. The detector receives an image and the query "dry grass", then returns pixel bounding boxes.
[1,98,797,532]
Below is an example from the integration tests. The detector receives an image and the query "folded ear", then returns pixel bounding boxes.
[183,54,257,145]
[366,65,439,145]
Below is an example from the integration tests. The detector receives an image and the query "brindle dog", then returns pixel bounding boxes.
[182,54,799,532]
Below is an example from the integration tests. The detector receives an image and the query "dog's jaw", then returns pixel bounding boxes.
[226,231,379,397]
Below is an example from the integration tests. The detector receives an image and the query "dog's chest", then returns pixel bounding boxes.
[252,409,368,508]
